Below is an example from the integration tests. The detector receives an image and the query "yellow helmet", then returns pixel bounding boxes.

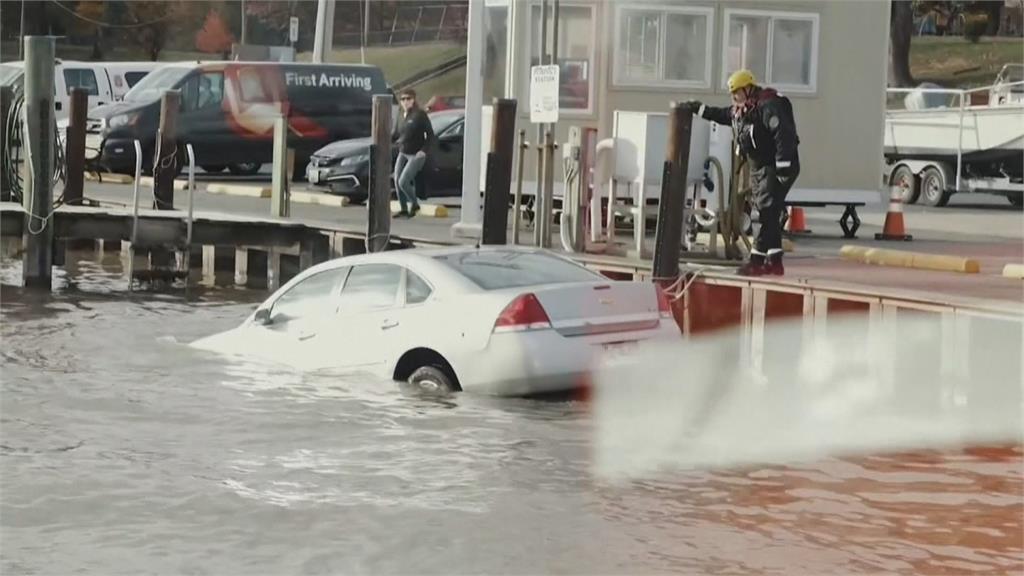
[727,69,757,93]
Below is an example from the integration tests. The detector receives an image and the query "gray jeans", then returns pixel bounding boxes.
[394,152,426,212]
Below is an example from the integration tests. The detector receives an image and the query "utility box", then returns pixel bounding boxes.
[611,110,710,204]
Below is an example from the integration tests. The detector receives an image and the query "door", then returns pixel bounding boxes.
[432,118,464,194]
[178,70,227,165]
[333,263,404,375]
[62,67,113,113]
[249,266,350,367]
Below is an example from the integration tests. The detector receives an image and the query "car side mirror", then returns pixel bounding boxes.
[253,308,272,325]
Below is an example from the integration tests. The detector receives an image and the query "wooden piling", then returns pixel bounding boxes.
[367,95,392,253]
[652,102,694,281]
[21,36,55,289]
[63,88,88,206]
[481,98,518,245]
[270,114,291,218]
[153,90,180,210]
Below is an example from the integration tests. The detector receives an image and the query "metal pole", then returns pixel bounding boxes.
[313,0,335,63]
[452,0,486,239]
[21,35,55,289]
[361,0,369,64]
[271,114,290,218]
[513,129,527,245]
[19,1,25,60]
[240,0,247,45]
[956,90,965,193]
[534,0,549,247]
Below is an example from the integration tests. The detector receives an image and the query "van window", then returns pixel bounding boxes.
[182,72,225,112]
[63,68,99,96]
[124,66,190,102]
[124,71,148,88]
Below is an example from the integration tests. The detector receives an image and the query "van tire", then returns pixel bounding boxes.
[202,164,227,173]
[228,162,262,176]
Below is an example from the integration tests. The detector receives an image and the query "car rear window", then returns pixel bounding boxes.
[435,250,602,290]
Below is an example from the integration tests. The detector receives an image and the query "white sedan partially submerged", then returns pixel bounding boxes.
[192,246,681,395]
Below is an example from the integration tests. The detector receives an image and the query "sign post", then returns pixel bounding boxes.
[530,64,559,247]
[289,16,299,46]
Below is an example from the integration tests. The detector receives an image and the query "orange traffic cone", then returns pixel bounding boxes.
[785,206,811,234]
[875,183,913,241]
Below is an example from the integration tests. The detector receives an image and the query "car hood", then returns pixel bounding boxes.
[313,137,373,159]
[89,101,148,120]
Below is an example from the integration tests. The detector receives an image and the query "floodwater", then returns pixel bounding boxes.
[1,250,1022,575]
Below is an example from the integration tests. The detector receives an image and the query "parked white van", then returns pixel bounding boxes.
[0,60,162,122]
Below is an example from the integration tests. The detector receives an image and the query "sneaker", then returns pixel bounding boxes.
[736,252,768,277]
[410,205,420,218]
[765,250,785,276]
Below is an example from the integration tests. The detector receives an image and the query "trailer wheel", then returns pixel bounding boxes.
[1009,195,1023,208]
[890,165,920,204]
[920,167,950,207]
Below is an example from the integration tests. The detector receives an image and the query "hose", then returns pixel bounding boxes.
[2,90,66,204]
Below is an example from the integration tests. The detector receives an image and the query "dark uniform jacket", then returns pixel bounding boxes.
[700,88,800,177]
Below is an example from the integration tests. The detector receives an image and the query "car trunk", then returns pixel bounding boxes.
[531,282,661,337]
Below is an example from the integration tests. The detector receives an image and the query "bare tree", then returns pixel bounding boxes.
[889,0,916,87]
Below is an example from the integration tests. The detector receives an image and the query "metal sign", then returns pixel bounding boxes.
[530,65,559,124]
[289,17,299,44]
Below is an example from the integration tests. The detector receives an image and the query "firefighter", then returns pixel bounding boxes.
[686,70,800,276]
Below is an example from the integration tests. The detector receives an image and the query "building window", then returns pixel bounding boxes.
[723,9,819,94]
[614,5,714,89]
[527,3,596,114]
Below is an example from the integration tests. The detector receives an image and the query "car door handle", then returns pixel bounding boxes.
[381,319,399,330]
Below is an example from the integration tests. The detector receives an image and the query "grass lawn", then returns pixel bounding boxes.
[911,36,1023,88]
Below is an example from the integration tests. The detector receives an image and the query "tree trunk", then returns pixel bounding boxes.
[89,28,104,60]
[890,0,915,87]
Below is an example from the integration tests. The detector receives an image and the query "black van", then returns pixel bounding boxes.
[86,61,391,177]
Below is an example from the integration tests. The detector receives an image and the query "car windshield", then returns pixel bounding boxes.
[0,65,23,88]
[429,112,462,134]
[123,66,191,102]
[435,250,602,290]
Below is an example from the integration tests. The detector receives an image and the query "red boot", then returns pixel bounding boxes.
[737,252,768,276]
[765,249,785,276]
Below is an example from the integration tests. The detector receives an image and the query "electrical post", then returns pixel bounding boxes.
[21,36,55,289]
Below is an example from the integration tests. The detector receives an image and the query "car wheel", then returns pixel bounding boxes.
[890,165,920,204]
[920,166,950,207]
[202,164,227,173]
[408,366,457,394]
[228,162,262,176]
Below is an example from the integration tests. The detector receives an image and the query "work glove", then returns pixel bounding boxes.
[682,100,703,115]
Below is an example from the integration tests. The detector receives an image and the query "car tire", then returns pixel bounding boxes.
[890,164,920,204]
[920,166,950,207]
[228,162,262,176]
[408,366,457,394]
[202,164,227,173]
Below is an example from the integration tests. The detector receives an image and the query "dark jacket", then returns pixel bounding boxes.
[392,106,434,155]
[699,88,800,173]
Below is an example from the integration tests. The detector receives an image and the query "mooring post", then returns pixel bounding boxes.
[21,36,55,289]
[64,87,88,206]
[652,102,694,281]
[153,90,180,210]
[0,86,12,201]
[481,98,518,245]
[270,113,290,218]
[367,95,392,253]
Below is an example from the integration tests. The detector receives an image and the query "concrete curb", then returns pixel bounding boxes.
[840,245,981,274]
[390,201,448,218]
[206,183,272,198]
[139,177,196,191]
[84,172,133,184]
[290,191,350,207]
[1003,264,1024,280]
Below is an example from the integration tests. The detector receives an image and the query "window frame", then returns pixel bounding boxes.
[337,263,404,312]
[266,265,350,325]
[612,4,715,91]
[523,1,599,117]
[721,8,820,95]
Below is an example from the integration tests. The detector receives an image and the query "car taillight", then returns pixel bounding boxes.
[493,293,552,333]
[657,287,674,318]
